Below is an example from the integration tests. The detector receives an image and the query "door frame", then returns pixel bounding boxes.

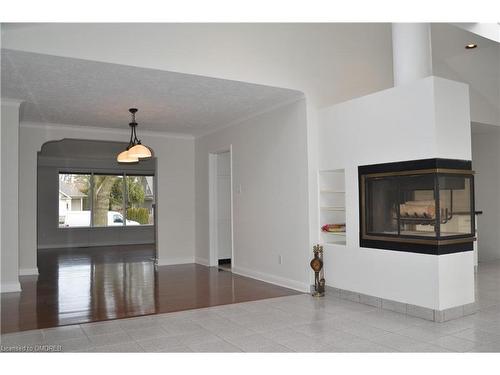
[208,145,234,268]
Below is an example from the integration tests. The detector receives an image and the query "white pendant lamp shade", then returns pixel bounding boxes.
[117,149,139,163]
[117,108,152,163]
[128,143,152,159]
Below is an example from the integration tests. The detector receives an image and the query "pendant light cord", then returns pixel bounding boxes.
[127,109,141,149]
[133,124,141,144]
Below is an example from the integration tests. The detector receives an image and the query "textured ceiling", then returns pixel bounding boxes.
[1,49,303,135]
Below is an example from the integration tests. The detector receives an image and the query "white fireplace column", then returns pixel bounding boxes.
[392,23,433,86]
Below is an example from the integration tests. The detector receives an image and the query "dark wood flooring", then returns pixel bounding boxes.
[1,245,299,334]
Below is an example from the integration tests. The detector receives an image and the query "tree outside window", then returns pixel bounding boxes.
[59,172,154,228]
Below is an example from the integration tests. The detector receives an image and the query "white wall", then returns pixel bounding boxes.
[18,122,195,273]
[431,24,500,127]
[472,125,500,262]
[1,100,22,292]
[319,77,474,310]
[195,99,310,291]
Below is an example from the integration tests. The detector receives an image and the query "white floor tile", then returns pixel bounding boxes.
[136,335,185,352]
[451,327,500,344]
[1,330,45,346]
[187,339,242,352]
[225,333,279,351]
[80,321,126,336]
[429,335,478,352]
[42,325,86,342]
[60,337,95,352]
[5,259,500,353]
[86,331,134,346]
[87,341,144,353]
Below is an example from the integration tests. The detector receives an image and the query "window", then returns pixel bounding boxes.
[59,172,154,228]
[126,175,155,225]
[59,173,91,227]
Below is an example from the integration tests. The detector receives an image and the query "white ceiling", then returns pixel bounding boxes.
[1,49,303,135]
[0,23,395,109]
[1,23,498,135]
[431,23,500,126]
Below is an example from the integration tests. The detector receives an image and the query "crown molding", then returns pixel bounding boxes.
[20,121,194,140]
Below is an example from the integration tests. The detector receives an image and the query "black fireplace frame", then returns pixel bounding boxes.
[358,158,475,255]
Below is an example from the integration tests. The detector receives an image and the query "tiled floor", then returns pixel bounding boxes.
[2,260,500,352]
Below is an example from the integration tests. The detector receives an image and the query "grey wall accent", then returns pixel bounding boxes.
[37,139,155,249]
[472,124,500,262]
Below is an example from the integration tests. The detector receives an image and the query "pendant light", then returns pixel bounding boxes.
[117,108,152,163]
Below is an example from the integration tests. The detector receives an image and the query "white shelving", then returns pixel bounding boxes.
[320,206,345,211]
[319,169,346,245]
[323,232,346,236]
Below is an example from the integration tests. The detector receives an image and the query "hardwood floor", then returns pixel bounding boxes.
[0,245,299,334]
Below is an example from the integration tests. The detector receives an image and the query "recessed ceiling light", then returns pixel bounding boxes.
[465,43,477,49]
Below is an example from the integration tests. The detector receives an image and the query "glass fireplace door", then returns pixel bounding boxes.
[438,174,474,238]
[359,158,475,253]
[363,172,474,241]
[365,177,399,236]
[365,174,438,239]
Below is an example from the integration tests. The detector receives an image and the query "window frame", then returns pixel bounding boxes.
[57,170,155,229]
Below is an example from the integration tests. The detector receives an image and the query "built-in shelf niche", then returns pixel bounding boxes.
[319,169,346,245]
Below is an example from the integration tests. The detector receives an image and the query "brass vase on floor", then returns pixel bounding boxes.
[310,244,325,297]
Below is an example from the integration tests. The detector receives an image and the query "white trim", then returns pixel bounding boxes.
[19,268,39,276]
[157,257,195,266]
[1,98,24,108]
[1,282,22,293]
[232,265,309,293]
[195,96,305,138]
[208,153,218,267]
[38,240,154,249]
[58,189,71,199]
[194,257,210,266]
[20,121,194,140]
[229,145,235,271]
[208,147,234,268]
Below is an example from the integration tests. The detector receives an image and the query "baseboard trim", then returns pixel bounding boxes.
[19,268,39,276]
[325,285,477,322]
[157,257,195,266]
[38,241,155,249]
[1,282,22,293]
[194,257,210,266]
[232,266,309,293]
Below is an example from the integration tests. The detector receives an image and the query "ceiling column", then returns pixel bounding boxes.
[392,23,433,86]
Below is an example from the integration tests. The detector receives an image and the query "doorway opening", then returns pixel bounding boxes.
[209,148,234,272]
[33,139,159,326]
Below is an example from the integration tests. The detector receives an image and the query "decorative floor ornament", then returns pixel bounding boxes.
[310,244,325,297]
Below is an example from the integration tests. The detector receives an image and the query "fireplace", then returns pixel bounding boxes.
[359,159,475,255]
